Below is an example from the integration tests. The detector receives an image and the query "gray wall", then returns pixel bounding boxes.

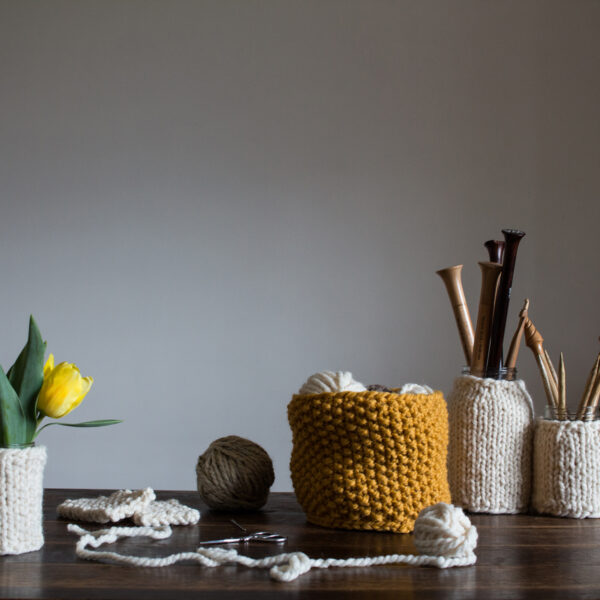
[1,0,598,491]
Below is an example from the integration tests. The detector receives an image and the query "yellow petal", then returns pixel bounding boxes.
[43,354,55,378]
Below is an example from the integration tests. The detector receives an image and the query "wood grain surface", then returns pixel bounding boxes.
[1,490,600,599]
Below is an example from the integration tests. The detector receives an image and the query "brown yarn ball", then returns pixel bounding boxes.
[196,436,275,511]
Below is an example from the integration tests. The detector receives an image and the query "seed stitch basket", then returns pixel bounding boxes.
[533,417,600,518]
[287,389,450,533]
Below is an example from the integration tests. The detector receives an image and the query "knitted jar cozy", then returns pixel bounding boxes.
[0,445,47,555]
[287,389,450,533]
[533,418,600,518]
[447,375,534,514]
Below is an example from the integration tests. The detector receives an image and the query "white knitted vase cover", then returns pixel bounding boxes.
[0,445,47,555]
[533,418,600,518]
[447,375,534,514]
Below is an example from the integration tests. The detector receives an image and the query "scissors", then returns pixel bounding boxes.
[197,519,287,546]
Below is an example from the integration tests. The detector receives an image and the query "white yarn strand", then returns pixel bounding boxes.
[68,503,476,582]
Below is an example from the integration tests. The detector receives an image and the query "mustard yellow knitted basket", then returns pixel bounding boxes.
[287,389,450,533]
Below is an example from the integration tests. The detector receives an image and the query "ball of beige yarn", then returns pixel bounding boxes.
[196,436,275,511]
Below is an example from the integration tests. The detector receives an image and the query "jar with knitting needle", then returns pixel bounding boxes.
[532,410,600,518]
[447,370,534,514]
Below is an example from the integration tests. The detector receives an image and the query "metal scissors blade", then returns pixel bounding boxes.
[197,520,287,546]
[197,532,287,545]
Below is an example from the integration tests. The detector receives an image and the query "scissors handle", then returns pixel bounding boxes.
[250,532,287,544]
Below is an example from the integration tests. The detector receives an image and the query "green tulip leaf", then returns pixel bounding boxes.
[34,419,122,437]
[7,316,46,440]
[0,365,26,446]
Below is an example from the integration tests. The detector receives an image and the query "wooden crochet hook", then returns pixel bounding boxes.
[524,318,558,412]
[436,265,474,367]
[576,354,600,420]
[505,299,529,371]
[471,261,502,376]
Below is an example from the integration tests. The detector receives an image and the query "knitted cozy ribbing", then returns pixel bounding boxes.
[533,418,600,518]
[288,389,450,532]
[0,445,47,555]
[447,375,533,514]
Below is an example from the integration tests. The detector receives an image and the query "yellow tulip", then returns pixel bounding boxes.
[37,354,94,419]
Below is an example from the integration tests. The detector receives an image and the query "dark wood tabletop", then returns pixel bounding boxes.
[1,489,600,599]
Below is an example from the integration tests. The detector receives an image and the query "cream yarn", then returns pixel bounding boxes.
[447,375,534,514]
[68,502,477,582]
[58,488,200,526]
[533,418,600,518]
[0,445,47,555]
[298,371,367,395]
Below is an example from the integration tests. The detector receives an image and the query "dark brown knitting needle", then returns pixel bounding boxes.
[484,240,505,264]
[486,229,526,373]
[471,261,503,376]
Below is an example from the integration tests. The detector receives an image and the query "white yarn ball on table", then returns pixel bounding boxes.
[299,371,367,395]
[413,503,478,560]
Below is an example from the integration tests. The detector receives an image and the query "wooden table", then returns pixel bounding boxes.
[1,489,600,599]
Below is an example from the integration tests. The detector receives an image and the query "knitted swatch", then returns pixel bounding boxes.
[287,389,450,533]
[447,375,534,514]
[58,489,200,526]
[533,418,600,518]
[0,445,47,555]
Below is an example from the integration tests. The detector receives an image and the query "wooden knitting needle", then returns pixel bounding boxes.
[557,352,567,420]
[436,265,474,366]
[524,318,558,412]
[544,349,558,387]
[484,240,505,264]
[576,354,600,420]
[585,365,600,417]
[471,262,502,376]
[505,299,529,371]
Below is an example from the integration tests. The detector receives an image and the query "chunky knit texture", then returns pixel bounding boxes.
[447,375,534,514]
[533,418,600,518]
[58,488,200,526]
[0,445,47,555]
[67,502,477,581]
[288,389,450,533]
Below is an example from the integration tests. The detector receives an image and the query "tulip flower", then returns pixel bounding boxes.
[37,354,94,419]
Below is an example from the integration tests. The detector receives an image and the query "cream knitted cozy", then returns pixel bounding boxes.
[533,418,600,518]
[447,375,534,514]
[0,445,47,555]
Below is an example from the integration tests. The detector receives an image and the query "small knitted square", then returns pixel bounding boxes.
[132,499,200,526]
[58,488,200,526]
[58,488,156,523]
